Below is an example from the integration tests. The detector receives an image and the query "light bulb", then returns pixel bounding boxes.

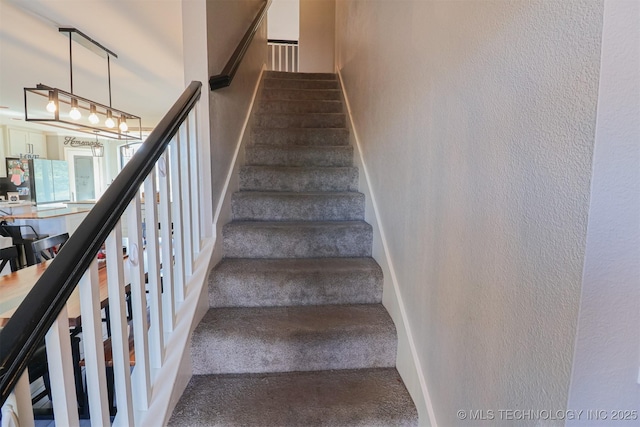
[105,110,115,128]
[46,91,57,113]
[69,99,81,120]
[88,104,99,124]
[119,117,128,132]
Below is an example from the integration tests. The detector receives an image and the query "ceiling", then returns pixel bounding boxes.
[0,0,186,137]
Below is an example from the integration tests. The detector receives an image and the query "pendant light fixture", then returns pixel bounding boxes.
[24,28,141,140]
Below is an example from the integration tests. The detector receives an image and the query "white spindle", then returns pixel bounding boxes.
[144,170,164,371]
[271,44,275,70]
[78,261,110,424]
[158,151,176,333]
[169,140,186,304]
[285,44,289,71]
[127,195,151,414]
[1,371,34,427]
[106,225,135,426]
[189,110,201,256]
[179,123,193,278]
[45,307,80,426]
[278,44,282,71]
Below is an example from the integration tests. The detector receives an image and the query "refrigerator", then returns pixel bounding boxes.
[5,158,71,204]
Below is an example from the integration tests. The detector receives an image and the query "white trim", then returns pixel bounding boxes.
[140,237,215,427]
[337,68,437,427]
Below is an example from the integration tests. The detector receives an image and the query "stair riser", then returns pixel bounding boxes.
[262,88,341,101]
[264,71,336,80]
[223,223,373,258]
[254,113,346,129]
[263,78,339,90]
[246,146,354,167]
[232,193,365,221]
[257,100,343,114]
[209,259,383,308]
[240,167,358,192]
[251,128,350,146]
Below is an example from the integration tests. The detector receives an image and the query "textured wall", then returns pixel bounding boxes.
[567,1,640,422]
[207,0,267,219]
[268,0,300,40]
[335,1,604,425]
[299,0,335,72]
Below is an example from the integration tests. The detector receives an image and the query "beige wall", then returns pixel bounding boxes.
[567,0,640,420]
[336,1,604,425]
[207,0,267,217]
[299,0,335,72]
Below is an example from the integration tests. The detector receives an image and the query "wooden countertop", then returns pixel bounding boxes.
[1,207,91,220]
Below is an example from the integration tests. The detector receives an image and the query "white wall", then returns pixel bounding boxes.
[207,0,267,222]
[299,0,334,72]
[567,1,640,424]
[268,0,299,41]
[336,1,604,425]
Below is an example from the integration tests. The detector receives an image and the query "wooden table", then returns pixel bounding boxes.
[0,259,112,328]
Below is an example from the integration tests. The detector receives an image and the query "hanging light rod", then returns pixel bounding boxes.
[23,27,141,140]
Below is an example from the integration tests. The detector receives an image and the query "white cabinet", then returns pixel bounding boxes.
[6,128,47,159]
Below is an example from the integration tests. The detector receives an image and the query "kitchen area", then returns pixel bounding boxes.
[0,124,138,239]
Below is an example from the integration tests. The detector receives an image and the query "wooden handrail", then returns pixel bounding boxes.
[209,0,272,91]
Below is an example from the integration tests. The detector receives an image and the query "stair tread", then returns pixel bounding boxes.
[191,304,397,374]
[169,368,418,427]
[214,257,381,274]
[224,220,371,229]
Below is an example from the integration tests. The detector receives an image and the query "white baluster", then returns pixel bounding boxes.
[78,260,110,424]
[1,371,34,427]
[127,195,151,414]
[179,122,193,278]
[106,225,135,426]
[45,307,80,426]
[144,169,164,372]
[278,44,282,71]
[158,151,176,333]
[189,109,201,256]
[285,44,289,72]
[169,139,186,304]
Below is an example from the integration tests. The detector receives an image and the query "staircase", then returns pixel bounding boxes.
[169,71,418,426]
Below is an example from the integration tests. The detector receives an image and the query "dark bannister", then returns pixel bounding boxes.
[0,81,202,406]
[209,0,272,91]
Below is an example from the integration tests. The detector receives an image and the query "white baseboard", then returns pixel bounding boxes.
[336,69,438,427]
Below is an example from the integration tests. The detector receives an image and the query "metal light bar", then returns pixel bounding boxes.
[25,84,142,140]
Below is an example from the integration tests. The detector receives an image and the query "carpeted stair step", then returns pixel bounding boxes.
[191,304,396,374]
[246,145,354,167]
[251,127,349,146]
[232,191,365,221]
[263,78,340,90]
[262,88,341,101]
[169,368,418,427]
[209,258,383,308]
[223,221,372,258]
[257,99,343,114]
[240,166,358,192]
[254,112,346,128]
[265,70,337,80]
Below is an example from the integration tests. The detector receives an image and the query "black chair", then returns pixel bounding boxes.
[0,245,19,273]
[30,233,69,265]
[0,223,49,268]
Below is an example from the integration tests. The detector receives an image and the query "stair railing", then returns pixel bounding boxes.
[0,80,202,425]
[268,39,299,72]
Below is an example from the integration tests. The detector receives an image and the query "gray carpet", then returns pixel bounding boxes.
[169,71,417,426]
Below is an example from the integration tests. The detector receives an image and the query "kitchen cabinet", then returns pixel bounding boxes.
[6,128,47,159]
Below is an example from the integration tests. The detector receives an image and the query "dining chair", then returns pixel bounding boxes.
[0,245,19,273]
[0,223,49,268]
[29,233,70,265]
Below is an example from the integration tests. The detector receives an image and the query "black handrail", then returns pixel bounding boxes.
[209,0,272,91]
[0,81,202,406]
